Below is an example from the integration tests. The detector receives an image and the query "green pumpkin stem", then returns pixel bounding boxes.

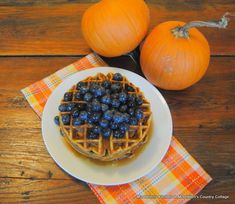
[172,12,234,38]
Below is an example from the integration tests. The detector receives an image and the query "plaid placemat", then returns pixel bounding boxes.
[21,53,212,204]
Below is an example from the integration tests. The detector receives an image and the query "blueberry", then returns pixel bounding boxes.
[103,110,114,121]
[119,105,128,113]
[87,110,93,118]
[113,73,123,81]
[64,92,73,101]
[102,80,111,88]
[99,119,109,128]
[105,89,111,95]
[71,109,79,118]
[77,103,86,111]
[91,126,101,134]
[94,86,106,97]
[62,114,70,125]
[87,117,94,125]
[74,92,83,100]
[130,117,138,125]
[125,84,135,92]
[111,93,119,99]
[110,121,118,130]
[86,103,93,112]
[111,83,121,93]
[101,104,109,112]
[128,101,136,108]
[54,116,60,125]
[92,98,100,103]
[128,94,136,102]
[136,96,143,106]
[58,104,67,112]
[113,130,125,138]
[90,84,105,97]
[122,113,130,123]
[120,123,129,132]
[119,92,128,103]
[110,108,117,112]
[113,112,124,123]
[73,117,83,126]
[89,84,99,94]
[91,100,101,112]
[102,128,112,139]
[79,111,88,121]
[76,82,86,90]
[135,109,144,120]
[83,92,93,102]
[79,85,90,94]
[101,95,111,105]
[111,99,121,108]
[128,108,135,116]
[87,131,99,139]
[67,102,76,112]
[89,112,101,123]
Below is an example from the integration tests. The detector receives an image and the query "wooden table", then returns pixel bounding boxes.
[0,1,234,203]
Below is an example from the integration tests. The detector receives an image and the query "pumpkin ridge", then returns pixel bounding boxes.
[164,36,180,89]
[188,40,198,87]
[81,4,108,55]
[118,4,138,36]
[112,4,139,53]
[141,31,175,87]
[98,6,124,52]
[142,23,174,65]
[191,41,204,86]
[157,35,176,78]
[191,37,209,76]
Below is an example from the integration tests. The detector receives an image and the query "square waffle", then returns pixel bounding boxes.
[56,73,152,161]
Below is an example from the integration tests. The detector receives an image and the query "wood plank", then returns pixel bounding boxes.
[0,56,234,202]
[0,127,234,177]
[0,1,234,55]
[0,129,234,203]
[0,178,99,204]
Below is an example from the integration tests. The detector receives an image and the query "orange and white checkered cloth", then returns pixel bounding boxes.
[21,53,212,204]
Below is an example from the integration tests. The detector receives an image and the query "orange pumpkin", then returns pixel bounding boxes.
[140,21,211,90]
[81,0,150,57]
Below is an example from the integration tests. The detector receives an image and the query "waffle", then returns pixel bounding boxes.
[58,73,152,161]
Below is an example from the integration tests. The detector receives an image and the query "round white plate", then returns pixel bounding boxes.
[42,67,172,185]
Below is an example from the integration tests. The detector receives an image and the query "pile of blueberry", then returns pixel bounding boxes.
[54,73,144,139]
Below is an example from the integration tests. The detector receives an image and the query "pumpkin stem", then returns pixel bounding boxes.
[172,12,234,38]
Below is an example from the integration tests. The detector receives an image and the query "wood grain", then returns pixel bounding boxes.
[0,0,234,55]
[0,178,99,204]
[0,56,234,203]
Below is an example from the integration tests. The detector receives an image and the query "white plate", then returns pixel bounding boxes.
[42,67,172,185]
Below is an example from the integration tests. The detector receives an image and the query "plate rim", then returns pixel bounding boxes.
[41,67,173,185]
